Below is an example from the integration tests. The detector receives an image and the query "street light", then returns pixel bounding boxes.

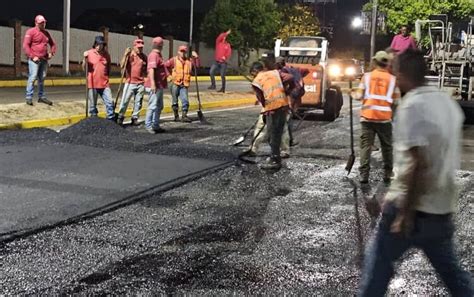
[352,17,362,29]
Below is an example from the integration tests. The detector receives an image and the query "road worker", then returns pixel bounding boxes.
[117,39,147,126]
[144,37,168,134]
[352,51,400,183]
[83,36,115,121]
[208,29,232,93]
[165,45,200,122]
[250,61,295,170]
[23,15,56,106]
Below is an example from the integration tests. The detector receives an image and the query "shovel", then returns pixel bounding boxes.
[345,79,356,175]
[114,53,130,113]
[192,59,207,123]
[232,118,259,146]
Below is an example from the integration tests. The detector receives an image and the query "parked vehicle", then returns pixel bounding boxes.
[328,58,365,81]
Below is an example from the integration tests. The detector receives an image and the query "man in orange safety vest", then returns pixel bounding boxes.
[353,51,400,184]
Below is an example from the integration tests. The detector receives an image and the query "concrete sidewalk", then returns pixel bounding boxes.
[0,76,249,88]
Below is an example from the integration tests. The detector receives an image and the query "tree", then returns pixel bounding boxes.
[200,0,281,66]
[277,4,320,41]
[364,0,474,35]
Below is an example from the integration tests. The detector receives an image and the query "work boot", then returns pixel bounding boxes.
[38,97,53,106]
[280,151,290,159]
[217,88,225,93]
[26,99,33,106]
[131,117,139,126]
[290,140,299,147]
[117,116,124,126]
[181,111,192,123]
[383,171,393,183]
[260,156,282,171]
[360,173,369,184]
[371,145,380,152]
[208,85,216,90]
[173,109,180,122]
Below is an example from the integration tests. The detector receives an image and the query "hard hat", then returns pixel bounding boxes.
[35,15,47,24]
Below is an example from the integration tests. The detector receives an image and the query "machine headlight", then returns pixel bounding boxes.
[329,65,341,77]
[345,66,356,77]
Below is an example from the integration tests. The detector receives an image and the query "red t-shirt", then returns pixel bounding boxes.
[215,32,232,63]
[126,52,147,84]
[23,27,57,59]
[145,50,168,89]
[86,49,111,89]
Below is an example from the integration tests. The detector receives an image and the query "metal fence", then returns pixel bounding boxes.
[0,27,14,65]
[0,25,265,69]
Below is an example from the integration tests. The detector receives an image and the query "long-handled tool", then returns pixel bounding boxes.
[238,119,266,164]
[114,53,130,113]
[192,59,207,123]
[232,118,259,146]
[84,58,89,118]
[345,79,356,175]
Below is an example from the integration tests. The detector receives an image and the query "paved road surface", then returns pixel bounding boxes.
[0,95,472,294]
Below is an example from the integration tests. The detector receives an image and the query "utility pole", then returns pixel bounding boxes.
[370,0,378,58]
[189,0,194,48]
[63,0,71,75]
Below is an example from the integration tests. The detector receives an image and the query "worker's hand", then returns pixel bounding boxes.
[226,29,231,35]
[390,213,413,236]
[32,56,39,62]
[364,198,381,218]
[150,85,157,94]
[191,51,198,58]
[124,47,132,55]
[47,53,53,60]
[83,51,89,58]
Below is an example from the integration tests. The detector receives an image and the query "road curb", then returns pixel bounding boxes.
[0,76,248,88]
[0,98,256,130]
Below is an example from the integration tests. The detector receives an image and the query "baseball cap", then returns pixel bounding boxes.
[178,45,188,52]
[152,37,164,46]
[35,15,47,24]
[133,39,144,48]
[94,36,106,45]
[373,51,390,64]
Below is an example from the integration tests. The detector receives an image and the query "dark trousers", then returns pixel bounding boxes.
[359,203,474,296]
[209,61,227,90]
[266,107,287,160]
[359,121,393,178]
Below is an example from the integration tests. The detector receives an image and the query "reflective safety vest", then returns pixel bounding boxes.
[172,57,192,87]
[361,69,397,121]
[252,70,289,112]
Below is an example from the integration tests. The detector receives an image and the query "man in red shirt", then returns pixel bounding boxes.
[165,45,200,122]
[117,39,147,126]
[208,29,232,93]
[23,15,56,106]
[144,37,168,134]
[390,25,417,54]
[83,36,116,121]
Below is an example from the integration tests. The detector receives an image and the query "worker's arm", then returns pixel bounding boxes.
[216,31,229,43]
[409,36,417,49]
[300,68,310,78]
[390,147,427,235]
[23,30,34,60]
[148,68,156,93]
[82,50,89,72]
[251,85,265,106]
[351,73,366,100]
[280,72,295,93]
[46,31,56,59]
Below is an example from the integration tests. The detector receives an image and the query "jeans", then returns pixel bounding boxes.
[209,61,227,90]
[170,83,189,112]
[251,113,290,154]
[25,59,48,100]
[359,121,393,179]
[118,83,145,119]
[145,88,164,130]
[266,108,288,159]
[88,88,115,120]
[359,203,473,297]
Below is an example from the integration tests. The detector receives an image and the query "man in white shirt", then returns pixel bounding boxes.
[358,49,473,296]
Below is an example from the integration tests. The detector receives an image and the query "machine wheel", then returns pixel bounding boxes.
[324,89,338,121]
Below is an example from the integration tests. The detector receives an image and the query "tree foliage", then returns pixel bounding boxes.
[200,0,281,64]
[364,0,474,34]
[277,4,320,41]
